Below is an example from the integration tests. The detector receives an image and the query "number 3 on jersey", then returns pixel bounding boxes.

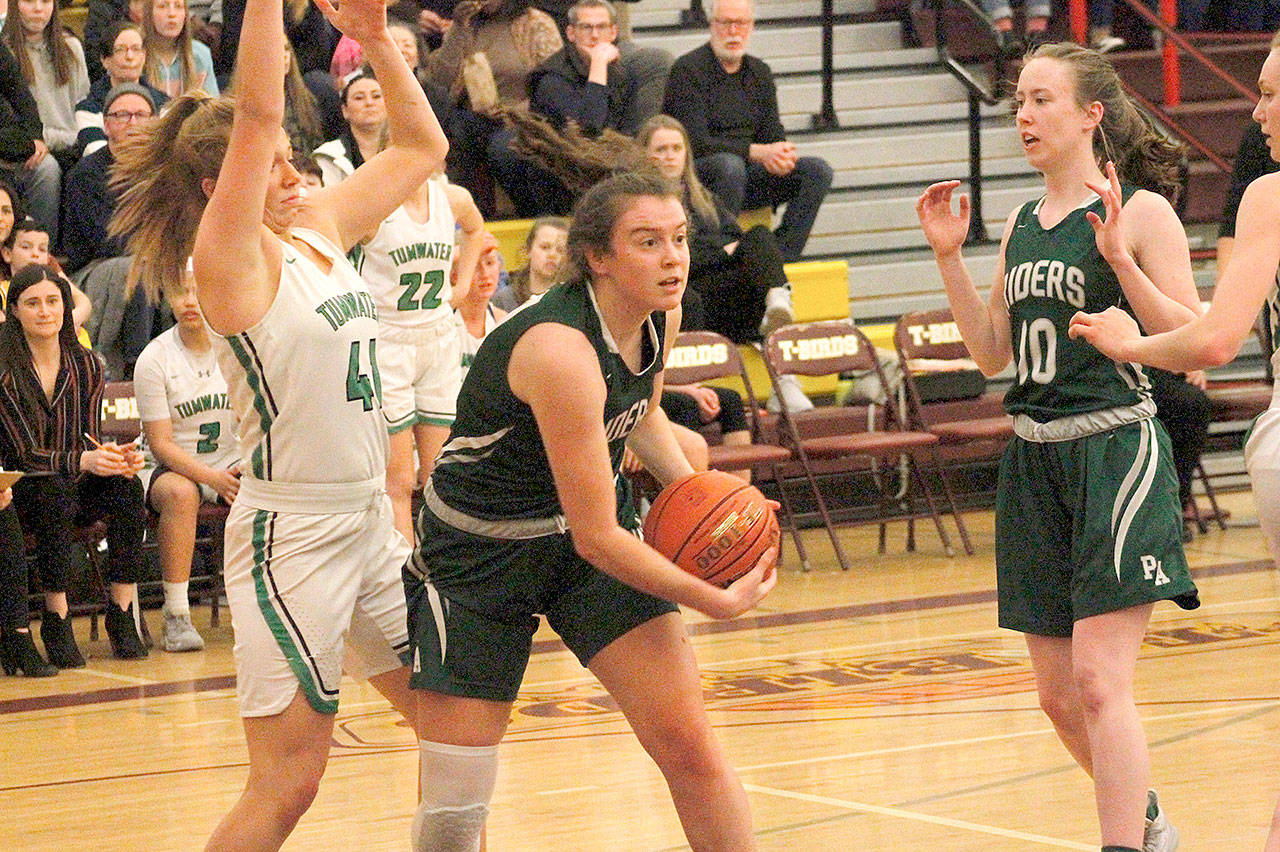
[1016,318,1057,385]
[397,269,445,311]
[346,339,383,411]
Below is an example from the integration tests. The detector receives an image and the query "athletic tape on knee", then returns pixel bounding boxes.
[411,740,498,852]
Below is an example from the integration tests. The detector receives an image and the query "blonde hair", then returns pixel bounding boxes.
[109,93,235,300]
[636,115,718,225]
[142,0,199,94]
[1030,42,1186,200]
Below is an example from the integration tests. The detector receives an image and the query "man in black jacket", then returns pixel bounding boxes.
[663,0,831,261]
[529,0,643,135]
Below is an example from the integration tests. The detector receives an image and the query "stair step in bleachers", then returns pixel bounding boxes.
[633,22,910,74]
[629,0,877,29]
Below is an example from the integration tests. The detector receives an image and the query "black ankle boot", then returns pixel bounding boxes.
[40,610,86,669]
[105,602,147,660]
[0,628,57,677]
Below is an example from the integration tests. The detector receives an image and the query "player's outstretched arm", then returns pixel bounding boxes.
[916,181,1015,375]
[510,322,773,619]
[445,183,484,307]
[1070,172,1280,371]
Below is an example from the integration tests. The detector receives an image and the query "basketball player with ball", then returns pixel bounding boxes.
[404,171,777,852]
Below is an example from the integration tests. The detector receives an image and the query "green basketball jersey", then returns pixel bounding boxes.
[1002,189,1151,422]
[431,281,665,523]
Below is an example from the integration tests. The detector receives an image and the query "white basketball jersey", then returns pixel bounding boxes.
[353,174,456,332]
[134,326,240,471]
[207,228,389,485]
[456,304,500,385]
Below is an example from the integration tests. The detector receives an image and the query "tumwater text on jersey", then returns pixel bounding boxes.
[1004,259,1087,310]
[388,241,453,267]
[174,392,231,420]
[315,291,379,331]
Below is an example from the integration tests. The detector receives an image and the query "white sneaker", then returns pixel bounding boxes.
[162,612,205,652]
[1143,789,1179,852]
[768,373,814,413]
[1092,34,1126,53]
[759,287,794,338]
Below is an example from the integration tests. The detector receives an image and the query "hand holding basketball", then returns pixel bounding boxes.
[643,470,781,589]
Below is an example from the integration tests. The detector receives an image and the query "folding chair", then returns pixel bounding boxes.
[665,330,819,570]
[893,309,1017,555]
[763,320,966,561]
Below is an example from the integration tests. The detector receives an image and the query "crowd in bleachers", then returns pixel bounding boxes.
[0,0,1271,679]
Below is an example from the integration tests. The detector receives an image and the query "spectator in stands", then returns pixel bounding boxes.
[217,0,340,82]
[0,38,60,242]
[292,152,323,191]
[2,0,91,246]
[0,488,57,677]
[186,0,223,58]
[640,113,793,338]
[312,71,387,186]
[456,230,506,382]
[529,0,645,135]
[0,264,149,665]
[142,0,219,97]
[1084,0,1126,52]
[2,218,95,351]
[978,0,1050,51]
[422,0,562,216]
[63,83,155,274]
[388,0,458,52]
[84,0,133,83]
[660,383,751,481]
[662,0,832,262]
[387,20,455,122]
[134,277,239,652]
[492,215,566,311]
[74,21,168,157]
[1217,122,1278,280]
[0,176,19,277]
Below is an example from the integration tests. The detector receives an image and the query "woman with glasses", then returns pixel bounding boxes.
[74,20,168,156]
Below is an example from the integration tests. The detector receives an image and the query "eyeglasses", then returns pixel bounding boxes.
[105,110,151,122]
[571,21,614,33]
[712,17,753,30]
[112,44,144,55]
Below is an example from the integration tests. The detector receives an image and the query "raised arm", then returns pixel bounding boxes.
[916,181,1014,375]
[190,0,285,333]
[308,0,448,251]
[1070,172,1280,372]
[510,321,773,619]
[1084,163,1200,332]
[445,182,483,307]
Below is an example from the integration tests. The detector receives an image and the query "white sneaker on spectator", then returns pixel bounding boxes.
[162,612,205,652]
[760,287,795,338]
[768,373,814,413]
[1092,34,1126,53]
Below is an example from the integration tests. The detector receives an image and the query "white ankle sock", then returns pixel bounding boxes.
[162,581,190,617]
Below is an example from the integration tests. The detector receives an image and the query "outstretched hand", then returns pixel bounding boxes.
[702,543,779,619]
[916,180,970,257]
[1067,305,1142,362]
[1084,161,1130,268]
[314,0,388,45]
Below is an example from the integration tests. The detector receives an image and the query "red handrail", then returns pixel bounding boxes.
[1068,0,1258,106]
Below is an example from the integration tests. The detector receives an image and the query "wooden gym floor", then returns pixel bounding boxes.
[1,488,1278,850]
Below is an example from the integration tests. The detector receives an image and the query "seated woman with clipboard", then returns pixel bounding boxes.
[0,266,149,669]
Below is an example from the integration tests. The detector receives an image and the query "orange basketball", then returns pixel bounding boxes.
[642,471,779,587]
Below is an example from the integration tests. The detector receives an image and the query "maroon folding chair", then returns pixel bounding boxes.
[764,320,965,562]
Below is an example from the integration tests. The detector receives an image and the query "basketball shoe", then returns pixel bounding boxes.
[1143,789,1179,852]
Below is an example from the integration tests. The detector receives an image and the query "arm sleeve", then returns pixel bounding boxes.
[193,40,220,95]
[752,61,785,145]
[531,73,609,134]
[132,343,171,424]
[0,42,42,140]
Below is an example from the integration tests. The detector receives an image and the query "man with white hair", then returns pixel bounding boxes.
[662,0,832,262]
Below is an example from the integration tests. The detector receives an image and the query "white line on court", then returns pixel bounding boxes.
[742,783,1097,849]
[79,668,159,685]
[535,785,599,797]
[735,700,1278,772]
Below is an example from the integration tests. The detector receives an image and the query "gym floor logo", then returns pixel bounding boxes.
[512,619,1280,720]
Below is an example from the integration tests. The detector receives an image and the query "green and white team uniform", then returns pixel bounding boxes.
[133,325,240,504]
[995,191,1199,636]
[206,228,411,717]
[1243,278,1280,557]
[454,302,500,384]
[406,282,677,702]
[351,173,461,433]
